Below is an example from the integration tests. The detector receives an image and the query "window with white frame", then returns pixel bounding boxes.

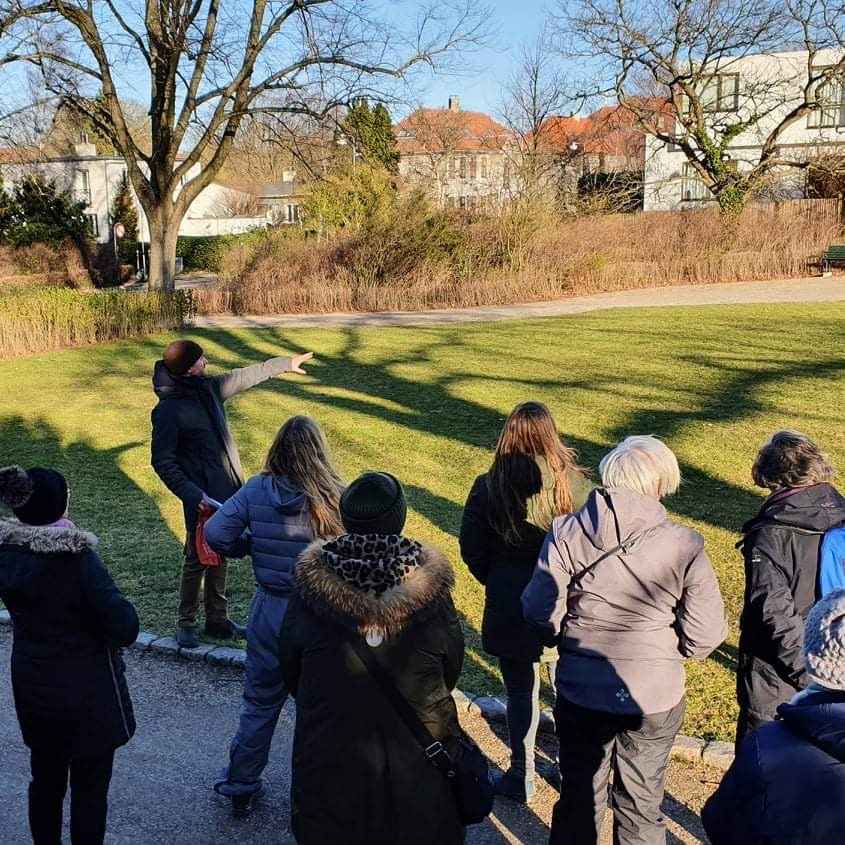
[681,163,710,201]
[809,70,845,128]
[76,169,91,204]
[701,74,739,113]
[479,156,488,178]
[85,213,99,236]
[285,203,300,224]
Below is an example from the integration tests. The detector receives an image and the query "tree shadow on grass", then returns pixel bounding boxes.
[0,414,187,630]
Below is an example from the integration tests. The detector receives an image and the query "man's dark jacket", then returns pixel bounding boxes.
[0,519,139,757]
[150,356,292,528]
[737,483,845,728]
[703,687,845,844]
[278,538,466,845]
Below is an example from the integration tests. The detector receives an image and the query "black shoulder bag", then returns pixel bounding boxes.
[345,633,494,826]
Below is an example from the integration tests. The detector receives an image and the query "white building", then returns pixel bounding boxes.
[0,138,275,242]
[644,49,845,210]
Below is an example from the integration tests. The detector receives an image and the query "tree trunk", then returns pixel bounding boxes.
[147,209,180,292]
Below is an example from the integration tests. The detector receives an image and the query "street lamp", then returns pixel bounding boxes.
[335,133,359,173]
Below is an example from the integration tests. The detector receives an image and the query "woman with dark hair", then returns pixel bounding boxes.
[0,465,138,844]
[459,401,593,802]
[205,415,345,817]
[736,430,845,747]
[278,471,466,844]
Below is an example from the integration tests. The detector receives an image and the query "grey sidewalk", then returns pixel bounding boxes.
[193,276,845,330]
[0,626,716,844]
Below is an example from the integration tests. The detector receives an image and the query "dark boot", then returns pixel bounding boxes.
[205,619,246,640]
[231,785,265,819]
[176,625,199,649]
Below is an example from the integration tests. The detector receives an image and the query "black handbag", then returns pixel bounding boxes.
[345,633,494,825]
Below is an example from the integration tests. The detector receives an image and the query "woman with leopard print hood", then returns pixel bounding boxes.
[278,471,466,845]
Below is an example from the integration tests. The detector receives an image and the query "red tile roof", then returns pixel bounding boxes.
[394,108,512,153]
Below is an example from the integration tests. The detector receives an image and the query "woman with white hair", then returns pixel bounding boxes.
[522,435,728,845]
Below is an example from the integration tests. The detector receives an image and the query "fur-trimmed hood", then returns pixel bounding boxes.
[0,518,98,554]
[295,535,455,638]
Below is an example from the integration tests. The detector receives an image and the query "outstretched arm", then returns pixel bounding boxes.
[213,352,313,401]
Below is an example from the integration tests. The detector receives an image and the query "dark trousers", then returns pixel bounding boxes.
[550,697,685,845]
[178,524,227,627]
[29,748,115,845]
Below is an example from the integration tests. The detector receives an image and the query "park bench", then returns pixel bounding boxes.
[821,244,845,272]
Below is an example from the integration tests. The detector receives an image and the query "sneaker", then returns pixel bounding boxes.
[231,785,265,819]
[205,619,246,640]
[492,769,536,804]
[176,625,199,649]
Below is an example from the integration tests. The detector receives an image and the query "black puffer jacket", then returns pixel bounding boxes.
[278,535,466,845]
[459,469,593,660]
[738,483,845,726]
[150,356,292,527]
[0,519,138,756]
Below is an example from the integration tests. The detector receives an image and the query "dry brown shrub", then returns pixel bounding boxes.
[0,241,93,289]
[193,201,842,315]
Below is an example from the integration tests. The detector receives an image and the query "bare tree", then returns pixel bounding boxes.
[211,187,264,216]
[559,0,845,214]
[498,28,579,199]
[0,0,489,288]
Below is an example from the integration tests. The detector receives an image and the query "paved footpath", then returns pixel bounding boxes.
[0,627,719,844]
[193,276,845,330]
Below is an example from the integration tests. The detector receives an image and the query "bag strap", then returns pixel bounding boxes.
[572,490,650,581]
[344,632,455,779]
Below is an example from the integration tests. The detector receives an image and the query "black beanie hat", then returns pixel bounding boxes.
[0,465,68,526]
[163,340,204,375]
[340,471,407,536]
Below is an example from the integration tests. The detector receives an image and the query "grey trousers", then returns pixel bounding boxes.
[550,697,685,845]
[214,589,289,797]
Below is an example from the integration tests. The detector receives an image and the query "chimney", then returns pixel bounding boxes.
[448,95,460,112]
[73,133,97,157]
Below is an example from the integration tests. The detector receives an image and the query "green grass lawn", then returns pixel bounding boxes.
[2,302,844,741]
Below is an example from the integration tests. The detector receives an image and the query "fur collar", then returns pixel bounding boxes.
[0,518,98,554]
[296,537,455,637]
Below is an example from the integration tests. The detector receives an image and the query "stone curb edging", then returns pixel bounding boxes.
[0,614,735,772]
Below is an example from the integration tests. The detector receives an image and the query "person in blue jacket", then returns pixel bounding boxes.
[703,588,845,845]
[205,416,344,817]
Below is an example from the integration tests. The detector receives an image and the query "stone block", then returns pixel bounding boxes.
[469,695,507,721]
[671,735,705,763]
[179,643,217,662]
[149,637,180,656]
[702,741,735,772]
[131,632,158,651]
[228,649,247,667]
[206,647,244,666]
[0,609,11,626]
[451,689,476,713]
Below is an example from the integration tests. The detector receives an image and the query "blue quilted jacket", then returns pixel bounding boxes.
[205,473,314,594]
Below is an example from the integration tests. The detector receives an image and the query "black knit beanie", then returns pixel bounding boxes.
[163,340,204,375]
[0,465,68,526]
[340,471,407,535]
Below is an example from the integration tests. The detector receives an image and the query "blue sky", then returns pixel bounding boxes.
[412,1,550,116]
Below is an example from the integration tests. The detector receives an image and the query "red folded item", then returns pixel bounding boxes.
[195,504,221,567]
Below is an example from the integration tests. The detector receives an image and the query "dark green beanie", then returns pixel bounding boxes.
[340,472,407,536]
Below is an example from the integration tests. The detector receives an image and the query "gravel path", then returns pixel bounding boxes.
[0,627,720,844]
[192,276,845,330]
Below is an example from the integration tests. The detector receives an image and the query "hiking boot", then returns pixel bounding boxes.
[492,769,536,804]
[231,785,265,819]
[204,619,246,641]
[176,625,199,649]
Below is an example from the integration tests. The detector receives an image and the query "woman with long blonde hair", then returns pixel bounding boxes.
[460,401,593,803]
[205,415,344,817]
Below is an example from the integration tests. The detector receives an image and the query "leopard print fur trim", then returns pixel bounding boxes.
[295,536,454,637]
[322,534,423,598]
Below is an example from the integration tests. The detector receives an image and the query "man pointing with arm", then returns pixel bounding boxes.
[151,339,313,649]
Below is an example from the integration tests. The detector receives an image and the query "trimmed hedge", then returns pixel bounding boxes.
[176,230,270,272]
[0,287,194,358]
